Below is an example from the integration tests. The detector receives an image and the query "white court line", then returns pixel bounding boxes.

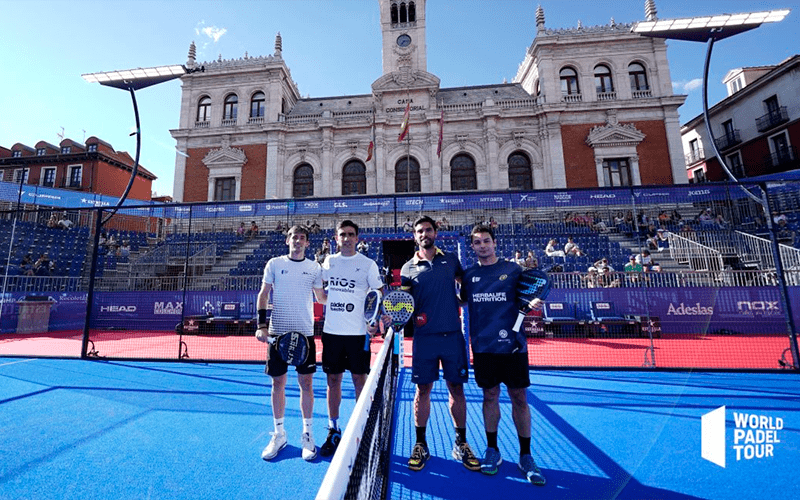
[0,358,37,368]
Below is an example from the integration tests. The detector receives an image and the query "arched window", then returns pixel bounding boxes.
[508,152,533,190]
[223,94,238,121]
[399,2,407,23]
[250,92,265,118]
[408,1,416,22]
[594,64,614,94]
[395,157,420,193]
[342,160,366,195]
[450,154,477,191]
[390,3,398,24]
[196,96,211,122]
[293,164,314,198]
[629,63,649,91]
[560,67,580,95]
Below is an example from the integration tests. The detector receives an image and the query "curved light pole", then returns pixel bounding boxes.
[633,9,799,370]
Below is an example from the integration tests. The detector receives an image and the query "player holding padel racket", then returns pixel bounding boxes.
[461,224,547,485]
[256,225,325,462]
[400,216,480,472]
[318,220,388,457]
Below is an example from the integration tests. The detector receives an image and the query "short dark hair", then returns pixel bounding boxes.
[287,225,309,237]
[413,215,437,230]
[470,224,495,243]
[337,219,359,235]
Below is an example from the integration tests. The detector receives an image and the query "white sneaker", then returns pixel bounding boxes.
[301,432,317,461]
[261,431,287,461]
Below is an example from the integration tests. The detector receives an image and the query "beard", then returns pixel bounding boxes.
[418,237,434,249]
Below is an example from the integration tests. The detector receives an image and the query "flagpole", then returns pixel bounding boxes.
[406,85,411,194]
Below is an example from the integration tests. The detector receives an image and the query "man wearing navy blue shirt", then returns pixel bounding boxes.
[400,216,479,473]
[461,224,546,486]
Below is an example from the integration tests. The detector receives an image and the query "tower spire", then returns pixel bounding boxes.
[274,32,282,58]
[645,0,657,22]
[187,41,196,69]
[536,5,545,33]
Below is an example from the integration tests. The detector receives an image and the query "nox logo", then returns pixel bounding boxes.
[737,301,780,315]
[702,406,784,468]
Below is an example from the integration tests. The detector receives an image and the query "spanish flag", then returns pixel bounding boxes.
[366,133,374,162]
[397,102,411,142]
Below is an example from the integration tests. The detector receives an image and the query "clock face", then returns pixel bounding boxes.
[396,34,411,47]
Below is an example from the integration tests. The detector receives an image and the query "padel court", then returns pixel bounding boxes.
[2,357,797,500]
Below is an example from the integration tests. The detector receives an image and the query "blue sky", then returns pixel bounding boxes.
[0,0,797,198]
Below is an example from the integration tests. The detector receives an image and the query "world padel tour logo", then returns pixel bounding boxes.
[701,406,785,468]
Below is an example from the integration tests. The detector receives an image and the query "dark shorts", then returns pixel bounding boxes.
[266,335,317,377]
[472,352,531,390]
[321,332,371,375]
[411,331,469,385]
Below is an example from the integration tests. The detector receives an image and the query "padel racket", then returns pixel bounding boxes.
[363,289,383,350]
[512,268,552,333]
[381,290,415,331]
[269,330,310,366]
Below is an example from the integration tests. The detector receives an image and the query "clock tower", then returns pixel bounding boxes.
[380,0,427,76]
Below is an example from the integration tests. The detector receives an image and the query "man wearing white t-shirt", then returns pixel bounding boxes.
[318,220,386,457]
[256,225,325,462]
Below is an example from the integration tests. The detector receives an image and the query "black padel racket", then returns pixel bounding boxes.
[269,331,310,366]
[363,289,383,350]
[512,269,552,333]
[381,290,415,332]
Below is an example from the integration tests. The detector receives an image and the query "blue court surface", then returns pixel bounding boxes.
[1,358,798,500]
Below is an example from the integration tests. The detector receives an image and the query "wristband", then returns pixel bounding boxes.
[258,308,268,329]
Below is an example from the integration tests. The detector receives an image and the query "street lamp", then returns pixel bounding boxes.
[632,9,790,186]
[81,64,202,222]
[633,8,799,370]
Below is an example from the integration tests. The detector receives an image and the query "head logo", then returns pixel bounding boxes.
[702,406,785,468]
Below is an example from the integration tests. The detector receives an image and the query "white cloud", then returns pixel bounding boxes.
[195,21,227,43]
[672,78,703,93]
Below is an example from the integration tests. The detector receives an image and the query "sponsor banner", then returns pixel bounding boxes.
[1,292,87,333]
[546,286,795,334]
[0,180,158,211]
[91,291,258,331]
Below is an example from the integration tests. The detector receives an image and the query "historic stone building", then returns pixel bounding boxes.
[170,0,687,203]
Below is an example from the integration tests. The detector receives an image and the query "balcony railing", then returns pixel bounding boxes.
[221,118,237,127]
[247,116,264,125]
[763,146,797,169]
[562,93,583,103]
[195,120,210,128]
[685,148,705,166]
[597,91,617,101]
[756,107,788,132]
[714,130,741,150]
[632,89,652,98]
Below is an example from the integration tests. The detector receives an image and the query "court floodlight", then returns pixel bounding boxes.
[632,10,790,42]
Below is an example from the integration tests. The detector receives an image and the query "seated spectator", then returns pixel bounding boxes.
[624,211,634,225]
[47,214,59,229]
[357,240,369,254]
[58,212,73,230]
[776,219,796,244]
[598,267,620,288]
[316,239,331,264]
[714,212,729,229]
[488,216,498,229]
[34,253,52,276]
[524,251,538,269]
[274,221,284,233]
[563,236,584,256]
[590,212,609,233]
[636,210,649,227]
[437,216,451,231]
[310,219,321,233]
[582,268,601,288]
[671,210,683,225]
[614,212,626,226]
[236,222,246,237]
[658,210,672,225]
[523,215,534,229]
[698,208,715,225]
[21,254,34,276]
[247,221,259,239]
[635,249,661,272]
[402,216,413,232]
[545,239,565,258]
[624,255,643,283]
[773,213,788,225]
[592,257,614,272]
[645,225,667,251]
[513,250,525,266]
[117,241,131,258]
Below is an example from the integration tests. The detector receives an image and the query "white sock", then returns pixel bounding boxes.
[303,418,314,436]
[329,418,339,431]
[274,417,285,435]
